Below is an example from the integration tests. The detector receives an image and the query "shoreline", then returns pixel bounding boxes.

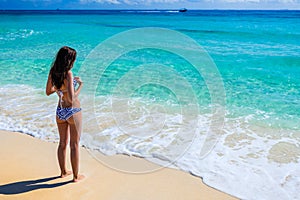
[0,130,238,200]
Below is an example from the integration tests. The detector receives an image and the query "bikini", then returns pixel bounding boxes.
[56,79,81,120]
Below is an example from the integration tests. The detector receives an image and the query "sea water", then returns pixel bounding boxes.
[0,10,299,199]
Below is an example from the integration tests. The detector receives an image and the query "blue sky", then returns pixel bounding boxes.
[0,0,299,10]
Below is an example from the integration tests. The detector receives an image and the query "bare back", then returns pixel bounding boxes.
[56,78,81,108]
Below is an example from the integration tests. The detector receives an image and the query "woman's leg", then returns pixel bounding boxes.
[68,111,84,182]
[56,117,72,177]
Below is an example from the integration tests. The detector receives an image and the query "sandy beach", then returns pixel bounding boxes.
[0,130,238,200]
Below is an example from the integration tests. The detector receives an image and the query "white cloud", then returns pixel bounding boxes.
[79,0,299,5]
[278,0,297,3]
[134,0,183,6]
[21,0,61,2]
[208,0,299,3]
[221,0,260,3]
[79,0,184,5]
[79,0,121,4]
[143,0,182,2]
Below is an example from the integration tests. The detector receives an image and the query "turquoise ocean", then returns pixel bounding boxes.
[0,10,299,199]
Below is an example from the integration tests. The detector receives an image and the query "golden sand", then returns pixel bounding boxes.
[0,130,238,200]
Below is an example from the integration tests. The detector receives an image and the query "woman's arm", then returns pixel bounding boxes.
[74,76,84,97]
[67,71,75,103]
[46,73,56,96]
[66,72,84,104]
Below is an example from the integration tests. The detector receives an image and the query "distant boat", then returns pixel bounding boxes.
[179,8,187,12]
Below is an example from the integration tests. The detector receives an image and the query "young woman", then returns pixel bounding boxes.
[46,46,84,182]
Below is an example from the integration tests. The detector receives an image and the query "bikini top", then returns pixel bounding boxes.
[57,78,78,108]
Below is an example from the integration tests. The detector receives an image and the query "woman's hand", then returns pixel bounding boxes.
[74,76,84,85]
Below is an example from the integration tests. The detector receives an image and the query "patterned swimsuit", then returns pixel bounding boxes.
[56,79,81,120]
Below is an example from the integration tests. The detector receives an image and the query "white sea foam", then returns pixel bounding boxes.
[0,29,43,41]
[0,84,299,199]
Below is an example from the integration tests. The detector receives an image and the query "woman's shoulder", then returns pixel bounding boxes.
[66,70,73,80]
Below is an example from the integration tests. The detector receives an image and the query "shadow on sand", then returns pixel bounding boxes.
[0,176,72,195]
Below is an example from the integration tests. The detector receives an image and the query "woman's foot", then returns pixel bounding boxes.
[73,174,85,183]
[60,171,72,178]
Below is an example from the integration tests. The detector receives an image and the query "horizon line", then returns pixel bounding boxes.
[1,8,300,11]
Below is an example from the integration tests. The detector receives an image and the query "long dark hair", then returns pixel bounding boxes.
[50,46,77,89]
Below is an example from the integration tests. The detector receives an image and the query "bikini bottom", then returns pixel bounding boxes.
[56,107,81,120]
